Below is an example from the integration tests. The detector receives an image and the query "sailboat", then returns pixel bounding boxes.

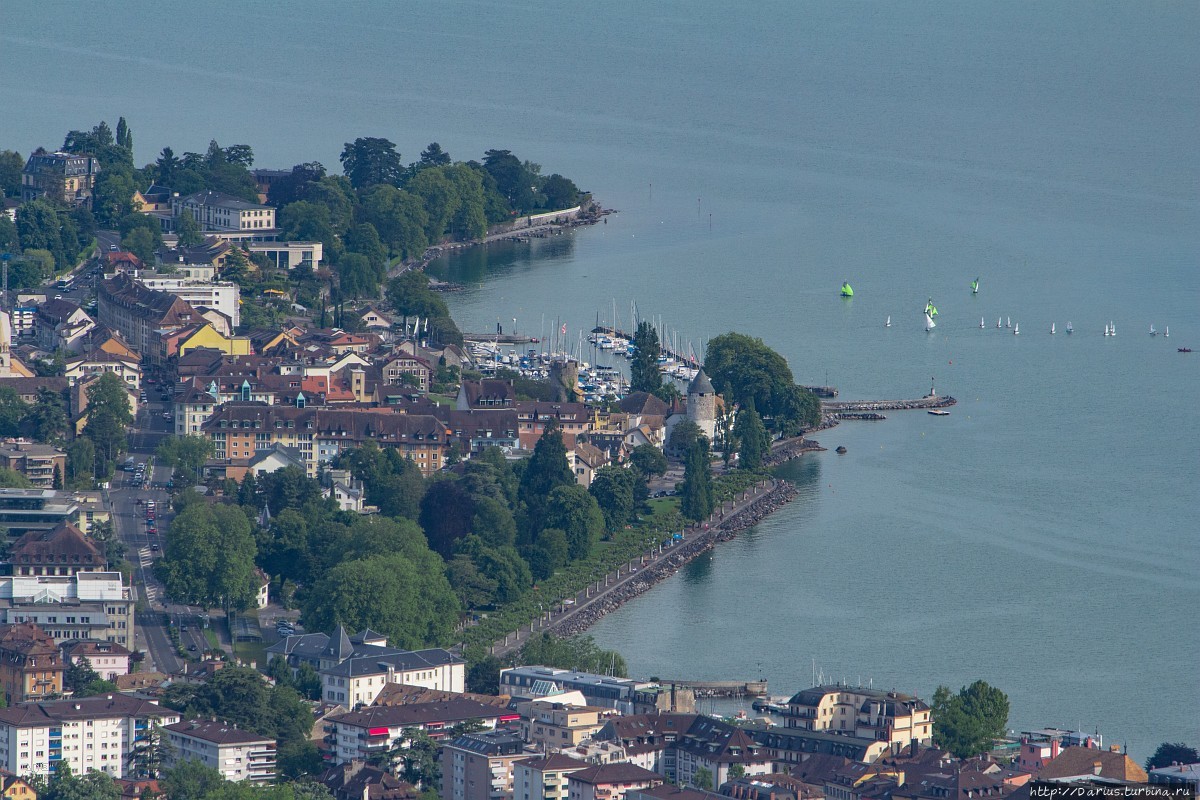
[885,316,891,328]
[1006,316,1012,328]
[980,317,985,328]
[971,277,980,295]
[1149,325,1157,336]
[1050,323,1055,335]
[840,282,854,297]
[925,312,936,331]
[1066,322,1073,334]
[1164,326,1169,337]
[925,298,939,318]
[1013,323,1020,335]
[997,317,1003,329]
[1111,321,1117,336]
[1104,323,1111,337]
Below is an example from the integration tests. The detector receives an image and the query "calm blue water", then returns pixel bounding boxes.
[4,0,1196,759]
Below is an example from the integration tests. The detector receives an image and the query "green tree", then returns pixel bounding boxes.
[157,435,214,485]
[361,185,429,259]
[419,142,451,168]
[160,760,226,800]
[115,116,133,152]
[83,372,133,478]
[706,332,821,434]
[0,467,34,488]
[517,424,574,537]
[408,166,460,241]
[668,419,703,458]
[0,150,23,197]
[453,535,531,604]
[24,386,69,442]
[92,168,139,228]
[482,149,538,213]
[66,436,96,487]
[126,724,173,779]
[420,478,476,558]
[337,252,377,299]
[279,201,341,259]
[466,653,502,694]
[122,226,159,264]
[302,552,459,649]
[344,222,388,274]
[518,633,627,676]
[541,174,580,210]
[543,484,605,561]
[0,385,28,437]
[734,405,770,469]
[341,137,404,190]
[932,680,1010,758]
[159,503,259,612]
[177,208,203,247]
[528,527,569,580]
[630,321,663,394]
[680,437,714,522]
[38,762,121,800]
[692,767,714,790]
[589,466,638,532]
[630,444,668,478]
[1146,742,1198,771]
[0,215,16,252]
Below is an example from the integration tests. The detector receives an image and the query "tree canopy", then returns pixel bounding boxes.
[159,502,259,612]
[932,680,1010,758]
[630,321,663,394]
[706,332,821,434]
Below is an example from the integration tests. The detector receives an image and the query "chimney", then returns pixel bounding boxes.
[1051,738,1060,759]
[1092,761,1103,776]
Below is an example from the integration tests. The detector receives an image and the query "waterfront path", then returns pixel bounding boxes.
[490,478,792,657]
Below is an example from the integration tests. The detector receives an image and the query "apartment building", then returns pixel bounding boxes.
[0,489,80,539]
[0,572,135,649]
[5,522,104,576]
[0,623,64,703]
[520,702,606,752]
[514,754,591,800]
[62,639,132,681]
[443,730,529,800]
[785,686,932,747]
[0,441,67,491]
[326,700,515,765]
[163,719,277,783]
[566,764,662,800]
[321,648,464,708]
[136,277,241,328]
[21,151,100,205]
[63,350,142,394]
[0,694,179,778]
[97,274,200,367]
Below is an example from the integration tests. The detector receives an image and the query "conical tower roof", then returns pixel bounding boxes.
[324,624,354,660]
[687,369,714,395]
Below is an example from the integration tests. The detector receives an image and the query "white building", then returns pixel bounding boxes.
[0,572,135,649]
[62,639,132,680]
[174,190,275,233]
[0,694,178,778]
[320,647,465,708]
[136,277,241,329]
[325,699,510,765]
[514,754,591,800]
[164,719,276,783]
[246,240,324,271]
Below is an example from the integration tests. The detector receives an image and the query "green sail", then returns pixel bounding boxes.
[840,283,854,297]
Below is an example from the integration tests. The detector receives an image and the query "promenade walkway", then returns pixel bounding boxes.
[490,478,780,658]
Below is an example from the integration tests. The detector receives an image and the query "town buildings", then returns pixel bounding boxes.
[5,522,104,576]
[0,441,66,490]
[61,639,132,680]
[784,685,933,747]
[514,754,591,800]
[163,719,277,783]
[520,701,608,752]
[0,572,135,649]
[322,760,419,800]
[97,274,200,367]
[499,668,663,715]
[135,276,241,328]
[442,730,528,800]
[325,700,516,765]
[0,694,178,778]
[172,190,276,234]
[567,763,663,800]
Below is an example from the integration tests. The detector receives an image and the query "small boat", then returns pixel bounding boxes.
[885,316,891,328]
[928,409,950,416]
[1006,316,1012,328]
[1178,347,1192,353]
[980,317,985,328]
[1066,322,1073,334]
[1013,323,1020,335]
[925,298,939,318]
[1111,321,1117,336]
[1104,323,1111,337]
[925,312,936,331]
[971,277,980,295]
[997,317,1003,329]
[1164,326,1169,337]
[840,282,854,297]
[1149,325,1157,337]
[1050,323,1055,335]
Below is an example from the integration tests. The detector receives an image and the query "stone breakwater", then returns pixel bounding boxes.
[763,437,825,467]
[548,480,800,637]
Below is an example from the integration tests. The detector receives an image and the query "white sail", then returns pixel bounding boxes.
[885,316,891,327]
[1149,325,1156,336]
[1165,326,1169,337]
[1006,316,1012,328]
[1066,322,1073,333]
[1014,323,1020,335]
[1050,323,1055,334]
[980,317,985,328]
[925,312,936,331]
[997,317,1002,328]
[1111,321,1116,336]
[1104,323,1110,336]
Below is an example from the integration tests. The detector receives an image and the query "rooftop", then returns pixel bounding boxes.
[165,718,274,745]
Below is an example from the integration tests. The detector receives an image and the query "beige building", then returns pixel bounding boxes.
[62,639,132,680]
[173,190,275,233]
[164,719,277,783]
[785,686,931,747]
[566,764,662,800]
[520,702,606,752]
[514,754,590,800]
[21,151,100,205]
[0,441,67,490]
[443,730,529,800]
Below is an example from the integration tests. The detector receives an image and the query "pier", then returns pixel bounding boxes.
[660,679,769,698]
[823,394,956,412]
[463,333,541,345]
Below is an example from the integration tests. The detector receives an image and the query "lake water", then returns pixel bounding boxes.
[4,0,1196,759]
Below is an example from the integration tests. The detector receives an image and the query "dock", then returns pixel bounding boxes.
[463,333,541,345]
[823,394,956,412]
[660,679,769,698]
[590,325,698,366]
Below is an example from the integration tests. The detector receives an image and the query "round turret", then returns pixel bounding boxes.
[686,369,716,441]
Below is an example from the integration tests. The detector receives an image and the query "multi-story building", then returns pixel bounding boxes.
[520,702,606,753]
[0,442,67,491]
[440,410,521,456]
[322,760,419,800]
[516,402,591,450]
[11,304,37,340]
[35,300,95,353]
[0,489,80,539]
[381,354,433,392]
[499,668,661,715]
[443,730,529,800]
[0,693,179,778]
[21,151,100,205]
[0,771,37,800]
[135,277,241,328]
[62,639,132,680]
[320,647,464,708]
[784,686,932,748]
[246,240,324,271]
[97,274,200,367]
[566,764,662,800]
[163,719,277,783]
[173,191,275,234]
[202,402,450,478]
[0,622,64,703]
[514,754,591,800]
[0,572,135,649]
[63,350,142,394]
[5,521,105,576]
[326,700,516,765]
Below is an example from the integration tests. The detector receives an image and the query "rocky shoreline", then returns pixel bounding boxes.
[763,437,826,467]
[548,480,800,637]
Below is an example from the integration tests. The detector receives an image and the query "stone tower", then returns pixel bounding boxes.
[686,369,716,441]
[549,358,584,403]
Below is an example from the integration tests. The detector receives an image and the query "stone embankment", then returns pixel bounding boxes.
[548,481,798,637]
[763,437,825,467]
[823,394,956,412]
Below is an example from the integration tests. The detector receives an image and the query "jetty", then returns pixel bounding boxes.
[660,679,769,698]
[590,325,697,365]
[823,394,956,413]
[463,333,540,345]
